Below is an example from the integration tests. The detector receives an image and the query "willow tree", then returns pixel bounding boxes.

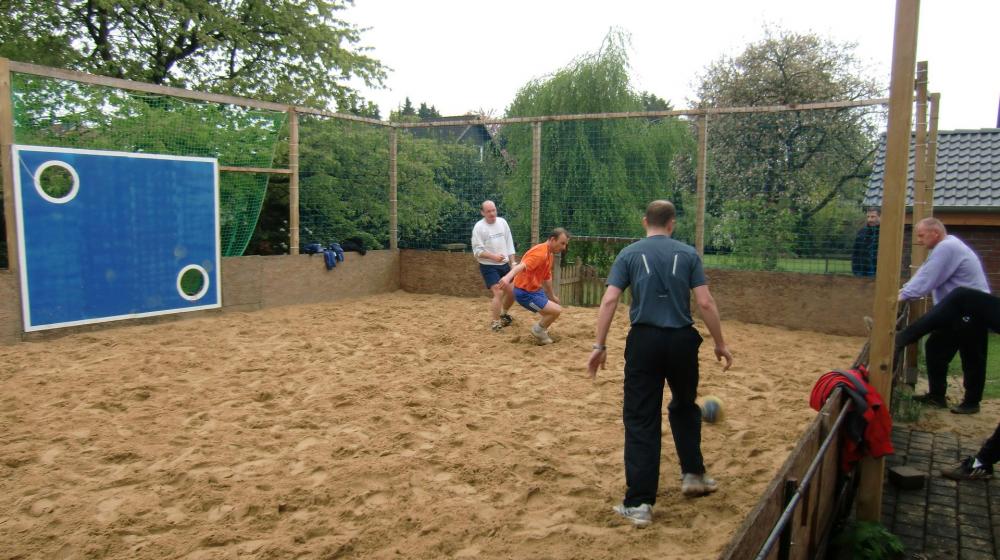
[695,28,884,269]
[499,30,695,265]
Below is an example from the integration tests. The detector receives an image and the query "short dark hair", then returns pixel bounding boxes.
[548,227,570,241]
[645,200,676,227]
[866,207,881,215]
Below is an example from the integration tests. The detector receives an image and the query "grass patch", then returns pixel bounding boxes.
[703,254,852,274]
[945,333,1000,400]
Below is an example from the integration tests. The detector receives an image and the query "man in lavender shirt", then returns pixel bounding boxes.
[899,218,990,414]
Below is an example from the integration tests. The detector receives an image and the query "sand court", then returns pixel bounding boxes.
[0,291,866,559]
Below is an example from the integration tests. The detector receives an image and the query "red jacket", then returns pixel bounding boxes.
[810,366,894,471]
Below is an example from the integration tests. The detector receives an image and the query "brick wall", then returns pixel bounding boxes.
[400,249,875,337]
[949,226,1000,290]
[0,251,400,345]
[901,225,1000,289]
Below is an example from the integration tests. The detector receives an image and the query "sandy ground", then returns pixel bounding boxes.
[0,291,895,559]
[899,379,1000,441]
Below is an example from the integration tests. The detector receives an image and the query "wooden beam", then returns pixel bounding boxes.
[218,166,292,175]
[395,98,890,128]
[695,115,708,256]
[0,58,23,331]
[926,92,940,218]
[531,122,541,245]
[858,0,920,523]
[9,60,888,130]
[288,109,300,255]
[389,128,398,251]
[904,61,930,385]
[7,60,386,127]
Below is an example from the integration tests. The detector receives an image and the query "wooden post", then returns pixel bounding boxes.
[904,62,929,385]
[553,252,562,298]
[926,93,940,218]
[0,58,21,330]
[778,479,799,560]
[531,122,541,245]
[858,0,920,523]
[389,127,398,251]
[695,115,708,256]
[288,108,300,255]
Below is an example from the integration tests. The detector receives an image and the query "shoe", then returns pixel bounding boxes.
[500,313,514,327]
[612,503,652,527]
[682,473,719,497]
[950,402,980,415]
[941,456,993,481]
[913,393,948,408]
[530,323,553,345]
[490,320,503,333]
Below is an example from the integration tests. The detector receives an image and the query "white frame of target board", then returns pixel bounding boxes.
[12,145,222,331]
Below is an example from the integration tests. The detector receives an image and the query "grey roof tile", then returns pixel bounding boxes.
[865,129,1000,209]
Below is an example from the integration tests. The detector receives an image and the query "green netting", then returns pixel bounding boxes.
[296,115,390,251]
[9,73,286,257]
[397,124,524,251]
[393,106,887,276]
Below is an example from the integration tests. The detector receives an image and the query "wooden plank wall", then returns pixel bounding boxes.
[719,391,846,559]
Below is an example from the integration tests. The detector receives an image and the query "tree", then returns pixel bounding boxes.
[417,103,441,119]
[694,28,884,268]
[0,0,386,108]
[396,97,417,119]
[501,30,694,265]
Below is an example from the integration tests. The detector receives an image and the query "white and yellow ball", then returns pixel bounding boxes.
[700,396,724,423]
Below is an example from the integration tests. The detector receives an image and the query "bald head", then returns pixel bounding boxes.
[481,200,498,224]
[915,217,947,249]
[644,200,676,228]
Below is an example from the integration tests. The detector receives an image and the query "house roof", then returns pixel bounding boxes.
[408,115,495,145]
[864,128,1000,210]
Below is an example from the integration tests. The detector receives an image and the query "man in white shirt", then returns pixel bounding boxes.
[471,200,517,332]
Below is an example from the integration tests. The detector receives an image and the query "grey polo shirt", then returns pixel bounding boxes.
[606,235,706,328]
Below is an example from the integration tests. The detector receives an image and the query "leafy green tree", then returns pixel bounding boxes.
[695,28,884,268]
[639,92,673,112]
[396,97,417,119]
[0,0,386,108]
[417,103,441,119]
[500,30,694,266]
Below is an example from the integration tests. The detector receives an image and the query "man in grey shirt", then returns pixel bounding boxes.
[899,217,990,414]
[587,200,733,527]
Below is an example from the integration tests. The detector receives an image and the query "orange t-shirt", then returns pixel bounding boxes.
[514,242,552,292]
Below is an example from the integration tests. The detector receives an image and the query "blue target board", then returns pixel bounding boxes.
[12,146,221,331]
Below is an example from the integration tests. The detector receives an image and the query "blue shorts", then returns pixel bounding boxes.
[480,263,511,289]
[514,288,548,313]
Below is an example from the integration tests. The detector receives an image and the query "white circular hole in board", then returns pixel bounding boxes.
[33,160,80,204]
[176,264,210,302]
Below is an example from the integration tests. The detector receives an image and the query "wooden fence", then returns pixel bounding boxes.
[558,261,630,306]
[720,389,853,560]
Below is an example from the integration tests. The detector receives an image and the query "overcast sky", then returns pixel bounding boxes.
[344,0,999,131]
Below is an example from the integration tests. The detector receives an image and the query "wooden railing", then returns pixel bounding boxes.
[719,388,853,560]
[558,261,630,306]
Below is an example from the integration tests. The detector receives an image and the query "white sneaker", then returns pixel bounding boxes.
[490,320,503,333]
[613,503,652,527]
[530,323,553,345]
[682,473,719,497]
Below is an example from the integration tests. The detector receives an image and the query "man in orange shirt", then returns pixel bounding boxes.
[499,228,570,345]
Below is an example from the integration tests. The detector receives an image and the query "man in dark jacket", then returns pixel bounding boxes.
[851,208,880,277]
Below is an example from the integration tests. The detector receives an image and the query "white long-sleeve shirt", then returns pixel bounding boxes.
[471,217,516,265]
[899,235,989,303]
